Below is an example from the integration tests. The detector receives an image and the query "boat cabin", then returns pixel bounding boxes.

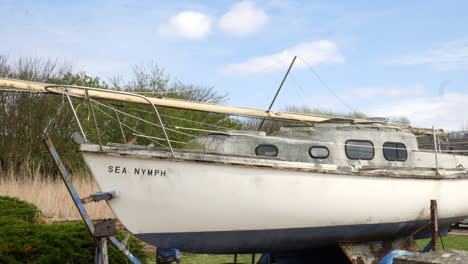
[184,123,468,171]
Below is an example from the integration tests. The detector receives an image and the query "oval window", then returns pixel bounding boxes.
[255,145,278,157]
[309,146,329,159]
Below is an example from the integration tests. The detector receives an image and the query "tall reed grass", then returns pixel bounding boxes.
[0,164,114,220]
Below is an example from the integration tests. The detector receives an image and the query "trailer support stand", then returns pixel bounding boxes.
[43,134,141,264]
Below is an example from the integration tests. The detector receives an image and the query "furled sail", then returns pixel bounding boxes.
[0,78,331,123]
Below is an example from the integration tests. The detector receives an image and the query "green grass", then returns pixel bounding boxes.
[416,235,468,251]
[146,253,262,264]
[0,196,148,264]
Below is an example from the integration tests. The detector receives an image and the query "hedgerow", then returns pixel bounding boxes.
[0,196,147,264]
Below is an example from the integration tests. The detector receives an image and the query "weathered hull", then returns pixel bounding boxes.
[80,145,468,253]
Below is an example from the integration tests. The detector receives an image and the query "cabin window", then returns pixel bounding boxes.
[345,140,374,160]
[255,145,278,157]
[309,146,329,159]
[383,142,407,161]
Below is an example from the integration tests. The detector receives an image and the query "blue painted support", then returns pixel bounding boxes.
[378,250,413,264]
[95,238,109,264]
[43,134,96,241]
[422,240,433,253]
[43,135,141,264]
[156,248,181,264]
[257,253,270,264]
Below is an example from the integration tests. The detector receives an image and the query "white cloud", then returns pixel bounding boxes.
[223,40,344,75]
[219,1,269,36]
[352,85,425,99]
[158,11,212,40]
[391,40,468,70]
[373,93,468,131]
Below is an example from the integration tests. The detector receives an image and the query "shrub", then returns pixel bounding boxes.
[0,196,147,264]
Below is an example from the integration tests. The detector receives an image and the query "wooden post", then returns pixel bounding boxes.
[430,199,439,251]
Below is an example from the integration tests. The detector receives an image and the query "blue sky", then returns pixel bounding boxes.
[1,0,468,130]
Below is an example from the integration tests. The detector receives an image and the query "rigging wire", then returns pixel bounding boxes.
[297,56,356,113]
[108,104,234,131]
[289,72,324,110]
[92,106,167,147]
[91,100,197,138]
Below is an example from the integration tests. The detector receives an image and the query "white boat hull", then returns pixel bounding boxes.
[81,146,468,253]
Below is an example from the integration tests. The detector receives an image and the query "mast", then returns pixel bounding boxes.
[258,56,297,130]
[0,78,330,123]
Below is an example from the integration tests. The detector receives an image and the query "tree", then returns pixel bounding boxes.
[0,58,242,175]
[0,56,83,173]
[390,116,411,125]
[106,62,242,148]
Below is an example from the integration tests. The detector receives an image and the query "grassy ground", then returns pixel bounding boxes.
[416,235,468,251]
[146,254,262,264]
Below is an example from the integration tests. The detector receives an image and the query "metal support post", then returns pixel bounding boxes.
[258,56,297,131]
[65,91,88,142]
[156,248,181,264]
[430,199,439,251]
[95,238,109,264]
[85,89,103,150]
[432,126,440,175]
[43,134,141,264]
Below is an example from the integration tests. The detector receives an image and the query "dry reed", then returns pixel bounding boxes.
[0,165,114,220]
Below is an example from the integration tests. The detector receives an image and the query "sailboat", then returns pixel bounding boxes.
[1,78,468,256]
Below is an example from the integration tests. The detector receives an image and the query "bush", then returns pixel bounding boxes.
[0,196,147,264]
[0,196,40,224]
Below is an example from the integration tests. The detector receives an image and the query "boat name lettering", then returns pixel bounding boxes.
[108,166,127,174]
[107,166,167,177]
[134,168,167,177]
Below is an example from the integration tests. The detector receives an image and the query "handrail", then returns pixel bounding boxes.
[44,85,176,157]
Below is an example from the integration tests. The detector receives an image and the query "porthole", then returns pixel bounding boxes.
[309,146,329,159]
[255,145,278,157]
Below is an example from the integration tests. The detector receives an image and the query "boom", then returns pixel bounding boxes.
[0,78,331,123]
